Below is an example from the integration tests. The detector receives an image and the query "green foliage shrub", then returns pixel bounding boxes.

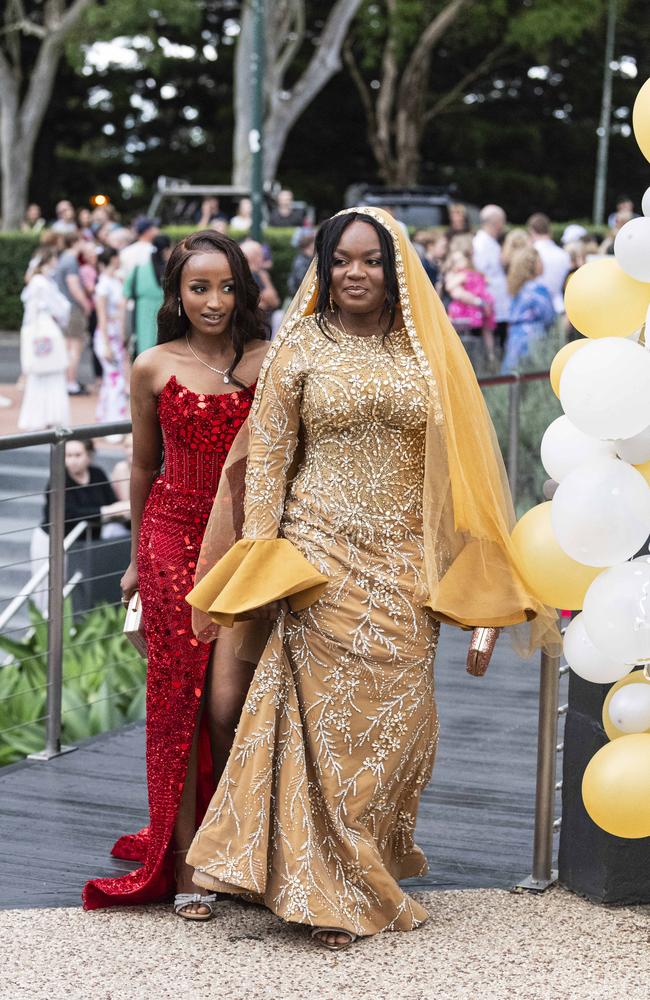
[0,233,39,330]
[0,602,146,767]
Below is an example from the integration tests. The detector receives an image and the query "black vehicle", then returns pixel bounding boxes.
[344,184,479,230]
[148,177,315,228]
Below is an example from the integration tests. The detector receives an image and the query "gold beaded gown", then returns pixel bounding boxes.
[186,206,557,938]
[187,316,439,935]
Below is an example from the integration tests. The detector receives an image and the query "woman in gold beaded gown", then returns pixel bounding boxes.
[186,208,558,948]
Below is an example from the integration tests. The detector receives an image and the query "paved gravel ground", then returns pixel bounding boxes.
[2,887,649,1000]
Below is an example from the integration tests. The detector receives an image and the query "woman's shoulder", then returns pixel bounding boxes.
[131,342,180,384]
[282,313,321,340]
[244,337,271,359]
[241,337,271,381]
[89,464,110,484]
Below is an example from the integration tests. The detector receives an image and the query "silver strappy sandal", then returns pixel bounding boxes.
[173,892,218,921]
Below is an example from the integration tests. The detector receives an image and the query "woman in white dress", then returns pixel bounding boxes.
[94,248,129,429]
[18,248,70,431]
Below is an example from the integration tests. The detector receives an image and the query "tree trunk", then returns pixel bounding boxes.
[232,2,254,187]
[232,0,362,187]
[1,136,32,231]
[0,0,94,230]
[347,0,471,187]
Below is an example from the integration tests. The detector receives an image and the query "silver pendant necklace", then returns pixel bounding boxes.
[185,335,232,384]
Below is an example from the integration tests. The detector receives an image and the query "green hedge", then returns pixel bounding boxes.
[0,232,39,330]
[0,227,298,331]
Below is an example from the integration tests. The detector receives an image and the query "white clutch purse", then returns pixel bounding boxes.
[123,591,147,658]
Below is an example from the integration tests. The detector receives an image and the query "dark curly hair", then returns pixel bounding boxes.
[157,230,266,387]
[314,212,400,339]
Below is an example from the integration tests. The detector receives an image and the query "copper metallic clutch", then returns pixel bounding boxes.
[466,626,499,676]
[123,591,147,658]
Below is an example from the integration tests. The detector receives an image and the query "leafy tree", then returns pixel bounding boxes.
[344,0,610,186]
[0,0,198,230]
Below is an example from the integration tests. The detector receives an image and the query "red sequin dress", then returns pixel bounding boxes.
[83,374,255,909]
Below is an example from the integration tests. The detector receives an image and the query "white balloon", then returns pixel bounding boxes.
[642,186,650,218]
[560,337,650,440]
[616,423,650,464]
[608,682,650,733]
[551,457,650,566]
[614,217,650,282]
[582,557,650,665]
[541,416,616,482]
[563,613,632,684]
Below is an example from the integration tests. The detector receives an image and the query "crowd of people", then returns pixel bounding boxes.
[17,191,313,432]
[409,200,633,374]
[16,190,633,434]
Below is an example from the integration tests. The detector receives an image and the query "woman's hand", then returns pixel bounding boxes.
[101,500,131,522]
[120,561,139,605]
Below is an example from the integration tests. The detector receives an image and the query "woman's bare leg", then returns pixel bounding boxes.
[206,628,256,785]
[171,630,255,913]
[172,717,211,914]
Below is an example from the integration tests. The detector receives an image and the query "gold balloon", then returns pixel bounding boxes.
[511,502,603,609]
[602,671,650,741]
[632,77,650,163]
[635,460,650,488]
[549,339,588,398]
[564,258,650,339]
[582,733,650,838]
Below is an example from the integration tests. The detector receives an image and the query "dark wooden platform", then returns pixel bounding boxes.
[0,626,564,909]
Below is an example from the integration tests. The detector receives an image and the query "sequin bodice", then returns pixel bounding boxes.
[158,375,254,493]
[296,325,428,542]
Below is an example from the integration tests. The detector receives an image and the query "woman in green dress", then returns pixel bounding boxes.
[124,235,172,356]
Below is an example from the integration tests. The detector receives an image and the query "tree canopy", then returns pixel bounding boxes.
[1,0,649,227]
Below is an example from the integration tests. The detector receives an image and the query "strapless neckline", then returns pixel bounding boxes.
[163,373,256,400]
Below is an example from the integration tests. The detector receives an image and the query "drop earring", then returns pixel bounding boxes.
[177,298,182,317]
[329,293,335,313]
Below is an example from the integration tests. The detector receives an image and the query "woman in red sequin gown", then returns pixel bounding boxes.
[83,232,269,912]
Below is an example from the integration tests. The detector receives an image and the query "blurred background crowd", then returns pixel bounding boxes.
[14,187,640,438]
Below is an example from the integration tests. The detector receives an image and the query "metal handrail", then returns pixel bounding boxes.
[1,379,563,891]
[516,649,562,892]
[0,521,88,632]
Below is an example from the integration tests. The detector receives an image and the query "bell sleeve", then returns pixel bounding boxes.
[186,333,328,627]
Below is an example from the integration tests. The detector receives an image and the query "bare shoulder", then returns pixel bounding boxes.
[244,337,271,359]
[131,342,183,394]
[242,338,271,379]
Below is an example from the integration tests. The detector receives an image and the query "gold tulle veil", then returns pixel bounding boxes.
[192,206,559,657]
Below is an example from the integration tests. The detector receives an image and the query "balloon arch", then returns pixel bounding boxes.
[511,77,650,841]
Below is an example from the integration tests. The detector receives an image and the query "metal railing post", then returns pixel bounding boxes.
[28,437,76,761]
[516,649,561,892]
[507,375,521,508]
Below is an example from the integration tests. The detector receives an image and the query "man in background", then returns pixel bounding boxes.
[54,232,94,395]
[269,189,304,228]
[51,200,77,234]
[119,217,159,278]
[527,212,571,315]
[473,204,510,349]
